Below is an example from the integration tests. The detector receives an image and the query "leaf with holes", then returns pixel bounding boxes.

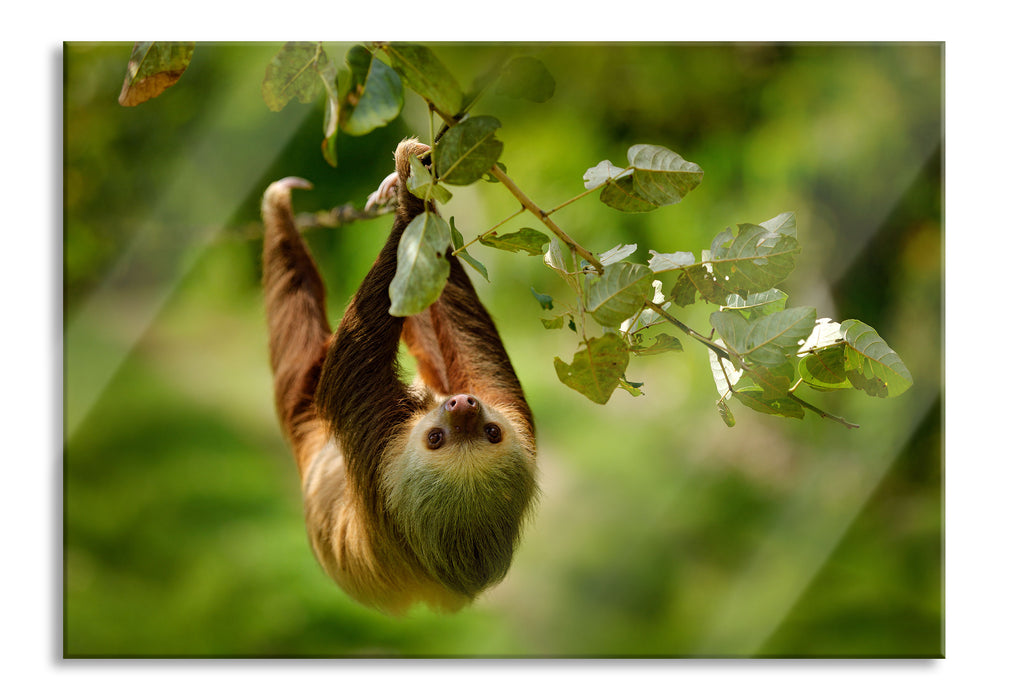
[262,42,326,112]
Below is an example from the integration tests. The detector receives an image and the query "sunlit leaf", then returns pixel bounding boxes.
[648,250,696,273]
[840,319,914,398]
[759,211,797,239]
[586,262,654,328]
[118,41,194,106]
[495,56,555,102]
[339,44,403,136]
[554,333,630,404]
[709,342,743,397]
[798,345,851,391]
[541,315,566,330]
[583,160,632,189]
[389,211,451,316]
[544,237,576,275]
[318,53,340,167]
[435,116,504,185]
[480,227,549,255]
[262,42,326,112]
[380,43,463,116]
[598,244,637,266]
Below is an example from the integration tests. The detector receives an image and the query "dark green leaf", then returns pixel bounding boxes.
[262,42,326,112]
[554,333,630,405]
[495,56,555,102]
[735,388,805,419]
[119,41,194,106]
[531,286,554,310]
[480,227,549,255]
[389,212,452,316]
[709,311,751,358]
[448,217,488,282]
[380,43,463,116]
[435,115,504,185]
[586,262,654,328]
[600,174,658,213]
[840,319,913,398]
[339,44,403,136]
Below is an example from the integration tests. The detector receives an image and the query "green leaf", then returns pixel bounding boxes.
[583,160,631,190]
[495,56,555,102]
[480,228,549,255]
[339,44,404,136]
[709,221,801,296]
[262,42,326,112]
[759,211,797,239]
[586,262,654,328]
[626,144,704,206]
[632,332,683,356]
[407,154,453,204]
[448,217,488,282]
[723,289,789,318]
[709,311,750,359]
[541,315,567,330]
[554,333,630,405]
[318,53,340,167]
[648,250,696,273]
[600,174,658,213]
[380,43,463,116]
[118,41,194,106]
[734,387,805,419]
[840,319,913,398]
[743,306,817,366]
[531,286,554,310]
[798,345,851,391]
[435,116,504,185]
[389,212,452,316]
[618,377,645,397]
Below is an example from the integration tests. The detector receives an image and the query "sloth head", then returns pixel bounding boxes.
[383,393,537,597]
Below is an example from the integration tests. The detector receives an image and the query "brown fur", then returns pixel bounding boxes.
[261,141,537,615]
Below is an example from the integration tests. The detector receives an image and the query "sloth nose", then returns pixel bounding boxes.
[445,394,479,413]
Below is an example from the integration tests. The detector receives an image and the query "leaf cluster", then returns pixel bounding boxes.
[118,41,914,429]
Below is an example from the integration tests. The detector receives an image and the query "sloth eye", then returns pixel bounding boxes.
[485,423,502,444]
[426,428,444,450]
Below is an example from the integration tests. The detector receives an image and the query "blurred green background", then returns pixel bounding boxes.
[63,42,942,657]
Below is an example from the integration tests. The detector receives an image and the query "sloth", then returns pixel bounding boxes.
[261,139,537,614]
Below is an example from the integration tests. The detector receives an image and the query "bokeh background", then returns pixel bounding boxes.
[63,42,942,657]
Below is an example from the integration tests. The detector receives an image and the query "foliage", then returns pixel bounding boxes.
[118,41,913,429]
